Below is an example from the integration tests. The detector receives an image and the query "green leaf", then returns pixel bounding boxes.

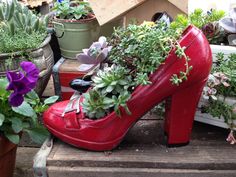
[25,127,49,144]
[12,101,37,117]
[44,96,59,105]
[5,133,20,144]
[11,117,23,133]
[0,78,9,96]
[0,113,5,126]
[26,90,39,100]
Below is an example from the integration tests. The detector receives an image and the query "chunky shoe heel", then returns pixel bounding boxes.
[164,79,207,146]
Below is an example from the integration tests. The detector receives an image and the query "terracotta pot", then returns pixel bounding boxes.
[0,135,17,177]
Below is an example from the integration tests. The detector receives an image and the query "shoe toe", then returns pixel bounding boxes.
[43,100,69,132]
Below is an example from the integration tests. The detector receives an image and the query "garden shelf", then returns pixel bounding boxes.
[33,114,236,177]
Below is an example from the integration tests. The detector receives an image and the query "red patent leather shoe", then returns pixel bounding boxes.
[43,25,212,151]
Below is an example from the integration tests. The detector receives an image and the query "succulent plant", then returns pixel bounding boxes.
[53,0,93,20]
[80,64,133,119]
[76,36,112,65]
[82,90,114,119]
[201,22,225,44]
[0,0,48,36]
[92,64,132,95]
[112,91,131,116]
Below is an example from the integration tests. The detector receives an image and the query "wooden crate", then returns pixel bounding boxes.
[33,113,236,177]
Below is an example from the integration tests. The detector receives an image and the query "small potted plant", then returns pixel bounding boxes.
[52,0,100,59]
[170,8,236,61]
[197,53,236,144]
[0,61,58,177]
[0,0,54,96]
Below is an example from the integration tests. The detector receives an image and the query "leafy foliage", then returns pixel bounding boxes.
[53,0,92,20]
[170,8,225,30]
[170,8,225,44]
[82,65,132,119]
[0,78,59,144]
[109,22,189,86]
[0,0,47,53]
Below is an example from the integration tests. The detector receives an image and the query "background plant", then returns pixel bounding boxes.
[0,0,48,53]
[109,22,190,86]
[170,8,225,44]
[53,0,93,20]
[202,53,236,130]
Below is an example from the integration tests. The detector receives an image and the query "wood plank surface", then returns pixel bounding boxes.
[88,0,146,25]
[124,0,187,25]
[168,0,188,14]
[46,117,236,175]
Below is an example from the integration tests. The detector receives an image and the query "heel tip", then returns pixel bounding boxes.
[167,142,189,148]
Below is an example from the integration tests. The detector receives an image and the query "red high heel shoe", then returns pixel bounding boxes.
[43,25,212,151]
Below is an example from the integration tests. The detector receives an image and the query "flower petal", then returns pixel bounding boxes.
[82,49,89,55]
[6,71,25,91]
[20,61,39,89]
[9,92,24,107]
[77,53,97,64]
[98,36,107,48]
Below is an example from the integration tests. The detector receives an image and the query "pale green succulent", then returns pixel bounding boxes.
[0,0,48,53]
[82,90,114,119]
[0,0,48,36]
[92,64,132,95]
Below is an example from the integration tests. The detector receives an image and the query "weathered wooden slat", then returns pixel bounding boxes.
[88,0,146,25]
[46,119,235,177]
[124,0,187,25]
[168,0,188,14]
[48,167,236,177]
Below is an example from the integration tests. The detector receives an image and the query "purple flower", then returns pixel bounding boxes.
[6,61,39,107]
[20,61,39,89]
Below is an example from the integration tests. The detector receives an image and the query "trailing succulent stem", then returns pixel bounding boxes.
[170,44,193,85]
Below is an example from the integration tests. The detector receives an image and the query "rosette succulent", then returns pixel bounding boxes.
[82,90,114,119]
[76,36,112,65]
[92,64,132,94]
[202,22,224,44]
